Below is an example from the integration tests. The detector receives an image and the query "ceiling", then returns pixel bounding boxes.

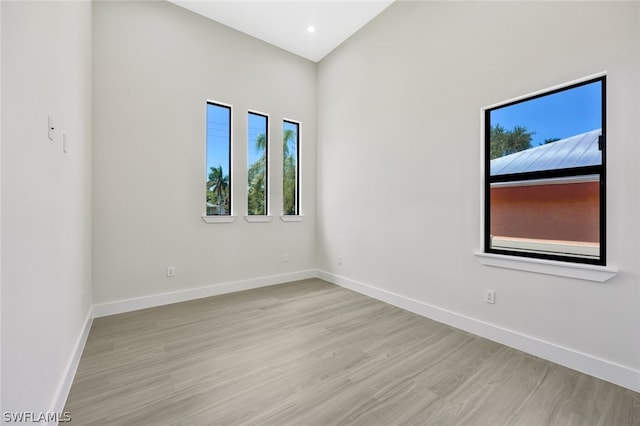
[168,1,395,63]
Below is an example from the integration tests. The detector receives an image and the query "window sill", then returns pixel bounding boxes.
[474,252,617,282]
[201,215,237,224]
[280,215,304,222]
[244,215,273,223]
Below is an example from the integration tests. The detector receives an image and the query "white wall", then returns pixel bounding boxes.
[3,2,637,416]
[1,0,92,416]
[317,1,640,387]
[92,1,316,306]
[0,0,3,416]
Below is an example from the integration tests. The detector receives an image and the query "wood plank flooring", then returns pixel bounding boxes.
[64,279,640,425]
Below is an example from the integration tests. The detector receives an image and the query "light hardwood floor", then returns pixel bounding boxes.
[65,279,640,425]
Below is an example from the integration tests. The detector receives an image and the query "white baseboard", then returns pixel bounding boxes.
[47,306,94,425]
[59,267,639,419]
[93,270,317,318]
[317,269,640,393]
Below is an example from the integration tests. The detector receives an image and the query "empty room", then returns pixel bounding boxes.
[2,0,639,424]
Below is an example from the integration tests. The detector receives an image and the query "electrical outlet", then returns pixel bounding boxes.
[484,289,495,304]
[167,266,175,277]
[284,253,289,262]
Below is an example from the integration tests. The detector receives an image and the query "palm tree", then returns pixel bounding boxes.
[283,128,296,157]
[282,128,297,215]
[247,160,266,214]
[207,165,229,215]
[246,129,298,215]
[248,133,267,215]
[255,132,267,152]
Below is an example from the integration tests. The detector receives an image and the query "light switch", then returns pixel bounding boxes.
[48,116,54,140]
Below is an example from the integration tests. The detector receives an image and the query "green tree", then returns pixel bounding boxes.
[246,128,298,215]
[207,165,230,215]
[247,133,267,215]
[490,124,534,159]
[544,137,561,144]
[282,128,297,215]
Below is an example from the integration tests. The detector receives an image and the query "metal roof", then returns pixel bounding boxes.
[490,129,602,176]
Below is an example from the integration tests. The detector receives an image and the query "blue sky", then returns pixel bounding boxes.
[206,107,267,180]
[206,103,230,178]
[490,80,602,146]
[207,106,298,181]
[283,121,298,162]
[247,113,267,165]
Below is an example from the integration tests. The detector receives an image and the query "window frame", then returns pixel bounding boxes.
[246,110,270,218]
[483,76,607,266]
[203,100,235,223]
[282,119,301,218]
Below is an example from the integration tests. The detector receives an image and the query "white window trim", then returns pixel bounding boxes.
[283,117,302,217]
[245,215,273,223]
[202,214,237,224]
[483,72,606,110]
[474,252,617,282]
[477,72,616,281]
[248,109,270,217]
[280,215,304,222]
[205,99,234,219]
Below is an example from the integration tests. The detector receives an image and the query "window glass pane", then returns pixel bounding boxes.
[490,178,600,259]
[489,80,602,176]
[485,77,605,264]
[206,102,231,216]
[283,121,299,215]
[248,112,268,215]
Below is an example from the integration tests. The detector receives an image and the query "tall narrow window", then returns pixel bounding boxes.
[484,76,606,265]
[283,120,300,215]
[248,112,268,215]
[206,101,232,216]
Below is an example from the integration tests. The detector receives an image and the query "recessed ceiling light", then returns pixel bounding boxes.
[307,25,315,33]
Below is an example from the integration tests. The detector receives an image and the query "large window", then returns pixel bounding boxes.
[206,101,232,216]
[248,112,268,215]
[283,120,300,215]
[484,76,606,265]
